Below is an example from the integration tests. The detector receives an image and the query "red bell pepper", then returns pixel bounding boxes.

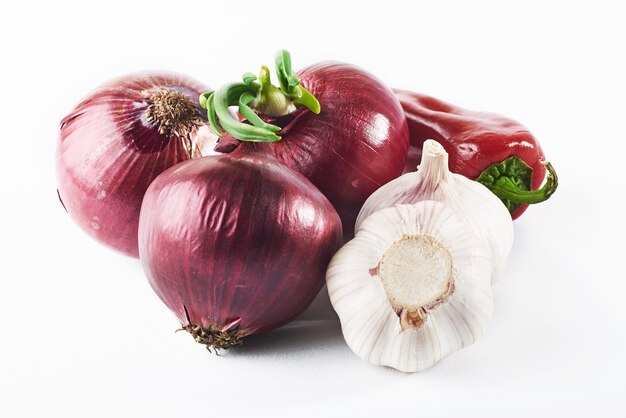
[394,89,557,219]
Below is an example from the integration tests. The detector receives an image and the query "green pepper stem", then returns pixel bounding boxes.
[489,162,558,204]
[199,50,321,143]
[477,156,558,213]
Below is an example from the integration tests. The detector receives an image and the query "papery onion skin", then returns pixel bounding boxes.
[233,63,409,238]
[57,72,213,257]
[138,153,342,344]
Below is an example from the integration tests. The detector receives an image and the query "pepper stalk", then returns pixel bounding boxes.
[477,157,558,214]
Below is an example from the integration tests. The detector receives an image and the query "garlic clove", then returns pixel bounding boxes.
[355,139,513,283]
[327,201,493,372]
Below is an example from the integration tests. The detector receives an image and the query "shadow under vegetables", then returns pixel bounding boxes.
[227,286,346,357]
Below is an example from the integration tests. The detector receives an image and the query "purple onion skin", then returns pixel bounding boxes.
[234,63,409,238]
[57,73,208,257]
[138,153,342,338]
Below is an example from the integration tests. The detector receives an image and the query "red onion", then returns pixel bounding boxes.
[239,63,408,237]
[138,153,342,349]
[57,72,216,257]
[204,53,409,239]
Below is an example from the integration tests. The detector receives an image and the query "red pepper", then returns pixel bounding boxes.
[394,89,557,219]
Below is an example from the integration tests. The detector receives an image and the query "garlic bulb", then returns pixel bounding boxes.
[327,202,493,372]
[356,139,514,283]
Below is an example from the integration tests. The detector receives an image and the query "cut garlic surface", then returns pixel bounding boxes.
[327,201,493,372]
[356,139,513,283]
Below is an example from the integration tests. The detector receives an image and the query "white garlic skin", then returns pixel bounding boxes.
[356,139,514,283]
[327,202,493,372]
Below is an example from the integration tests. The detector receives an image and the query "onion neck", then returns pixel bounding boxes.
[199,50,321,143]
[251,65,297,116]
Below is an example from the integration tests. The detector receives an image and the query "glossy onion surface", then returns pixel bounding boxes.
[57,73,209,257]
[235,63,409,237]
[138,153,342,340]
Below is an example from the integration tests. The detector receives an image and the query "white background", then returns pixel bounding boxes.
[1,0,624,416]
